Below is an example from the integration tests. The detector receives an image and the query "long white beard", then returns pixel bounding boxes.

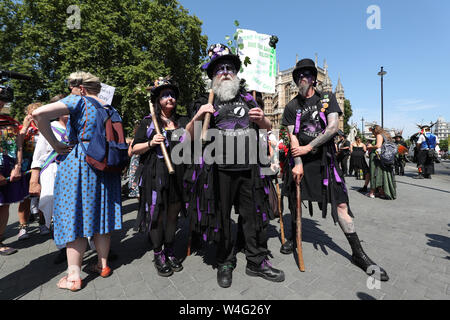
[212,76,240,102]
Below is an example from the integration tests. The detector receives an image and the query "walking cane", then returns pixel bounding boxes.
[275,179,286,244]
[148,99,175,174]
[188,91,215,256]
[200,91,215,144]
[296,182,305,272]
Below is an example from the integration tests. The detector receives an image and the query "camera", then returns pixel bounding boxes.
[0,69,32,103]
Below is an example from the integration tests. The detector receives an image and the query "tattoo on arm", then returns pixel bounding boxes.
[308,112,339,148]
[287,125,302,166]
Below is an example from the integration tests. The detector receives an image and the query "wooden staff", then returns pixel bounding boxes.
[296,183,305,272]
[148,100,175,174]
[275,180,286,244]
[286,129,305,272]
[200,91,215,144]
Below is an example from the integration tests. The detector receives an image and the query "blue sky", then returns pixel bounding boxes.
[179,0,450,138]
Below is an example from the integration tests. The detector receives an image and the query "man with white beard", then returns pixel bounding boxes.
[185,44,285,288]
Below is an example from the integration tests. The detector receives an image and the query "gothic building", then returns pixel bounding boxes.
[262,55,346,130]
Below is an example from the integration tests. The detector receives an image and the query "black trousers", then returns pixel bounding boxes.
[417,150,435,176]
[338,153,350,175]
[217,170,268,267]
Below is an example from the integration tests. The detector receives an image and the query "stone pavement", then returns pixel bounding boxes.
[1,161,449,300]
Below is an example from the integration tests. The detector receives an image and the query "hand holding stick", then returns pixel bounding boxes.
[148,100,175,174]
[200,91,215,144]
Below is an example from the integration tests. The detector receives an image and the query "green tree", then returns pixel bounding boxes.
[439,139,448,152]
[1,0,207,134]
[343,99,353,135]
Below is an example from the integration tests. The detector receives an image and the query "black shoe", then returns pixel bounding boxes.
[217,264,234,288]
[358,186,368,193]
[424,175,432,179]
[345,233,389,281]
[413,174,425,179]
[154,251,173,277]
[165,248,183,272]
[245,259,285,282]
[280,239,293,255]
[53,248,67,265]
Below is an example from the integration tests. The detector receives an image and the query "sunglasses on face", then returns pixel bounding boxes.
[214,64,236,76]
[160,91,176,100]
[299,72,314,81]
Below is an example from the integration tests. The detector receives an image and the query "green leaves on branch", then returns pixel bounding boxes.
[0,0,207,135]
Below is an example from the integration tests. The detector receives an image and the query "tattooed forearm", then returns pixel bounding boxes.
[287,125,303,166]
[308,112,339,148]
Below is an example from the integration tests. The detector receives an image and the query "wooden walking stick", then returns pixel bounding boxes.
[148,99,175,174]
[296,182,305,272]
[275,179,286,244]
[200,90,215,144]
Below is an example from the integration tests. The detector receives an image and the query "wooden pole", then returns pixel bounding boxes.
[148,100,175,174]
[275,180,285,244]
[296,183,305,272]
[200,91,215,144]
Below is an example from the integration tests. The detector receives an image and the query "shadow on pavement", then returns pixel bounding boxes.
[396,180,450,194]
[425,229,450,260]
[280,213,352,264]
[356,292,377,300]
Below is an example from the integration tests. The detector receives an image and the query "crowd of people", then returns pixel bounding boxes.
[334,123,440,200]
[3,43,441,292]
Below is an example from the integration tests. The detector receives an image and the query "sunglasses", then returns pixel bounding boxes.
[214,64,236,76]
[160,91,176,100]
[298,71,314,81]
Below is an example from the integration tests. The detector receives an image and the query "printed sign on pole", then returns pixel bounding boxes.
[99,83,115,105]
[236,29,277,93]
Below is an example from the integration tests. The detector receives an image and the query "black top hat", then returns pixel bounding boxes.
[202,44,241,79]
[292,58,318,85]
[148,76,180,103]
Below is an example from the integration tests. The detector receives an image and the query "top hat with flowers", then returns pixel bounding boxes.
[201,43,241,79]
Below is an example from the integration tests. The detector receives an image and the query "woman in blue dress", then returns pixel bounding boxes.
[33,71,122,291]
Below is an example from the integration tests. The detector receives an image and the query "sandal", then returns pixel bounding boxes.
[88,264,112,278]
[57,276,82,292]
[0,243,18,256]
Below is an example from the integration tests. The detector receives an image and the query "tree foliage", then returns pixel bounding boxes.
[0,0,208,134]
[343,99,353,135]
[439,138,448,152]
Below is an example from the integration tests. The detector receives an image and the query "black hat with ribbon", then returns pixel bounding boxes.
[201,43,241,79]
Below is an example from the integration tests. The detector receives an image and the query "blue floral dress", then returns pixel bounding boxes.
[53,95,122,246]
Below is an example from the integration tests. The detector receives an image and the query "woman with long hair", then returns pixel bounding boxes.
[367,125,396,199]
[132,77,188,277]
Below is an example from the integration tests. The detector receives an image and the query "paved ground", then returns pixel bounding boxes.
[1,161,449,300]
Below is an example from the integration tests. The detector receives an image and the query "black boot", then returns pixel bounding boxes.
[165,247,183,272]
[246,258,285,282]
[280,239,294,255]
[217,264,234,288]
[154,251,173,277]
[345,233,389,281]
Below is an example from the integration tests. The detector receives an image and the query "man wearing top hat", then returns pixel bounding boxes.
[185,44,285,288]
[280,58,389,281]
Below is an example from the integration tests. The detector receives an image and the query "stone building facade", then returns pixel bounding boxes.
[262,56,346,130]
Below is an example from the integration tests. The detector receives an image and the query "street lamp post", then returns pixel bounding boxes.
[377,66,387,128]
[361,117,364,137]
